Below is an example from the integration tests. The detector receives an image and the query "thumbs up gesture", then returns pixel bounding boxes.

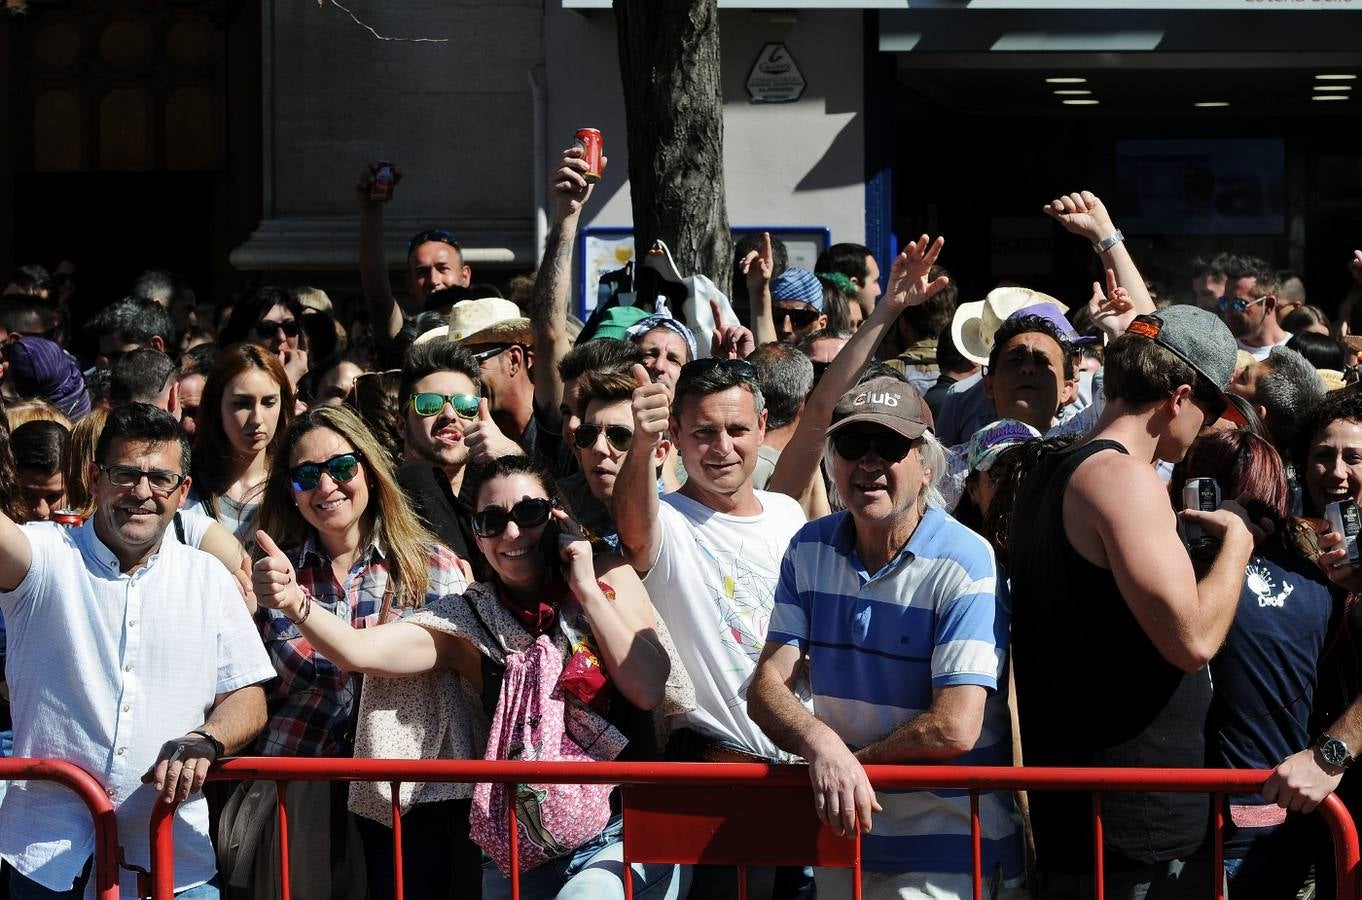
[631,364,671,449]
[253,530,305,619]
[464,396,523,464]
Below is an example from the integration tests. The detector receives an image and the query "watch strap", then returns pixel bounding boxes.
[189,729,225,759]
[1092,229,1125,255]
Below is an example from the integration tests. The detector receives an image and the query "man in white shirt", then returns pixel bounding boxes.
[0,403,274,899]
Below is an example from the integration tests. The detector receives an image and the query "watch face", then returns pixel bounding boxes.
[1322,737,1350,767]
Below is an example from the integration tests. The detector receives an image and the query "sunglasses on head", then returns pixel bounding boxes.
[811,361,831,384]
[1217,295,1267,314]
[254,318,300,339]
[778,306,821,328]
[472,343,520,364]
[831,428,915,463]
[678,357,757,380]
[406,228,461,258]
[409,391,480,419]
[574,422,634,453]
[289,452,363,492]
[471,496,556,538]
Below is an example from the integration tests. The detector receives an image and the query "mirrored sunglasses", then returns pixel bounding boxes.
[289,452,363,492]
[409,392,479,419]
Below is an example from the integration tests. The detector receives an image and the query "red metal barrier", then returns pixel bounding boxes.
[145,760,1362,900]
[0,758,123,900]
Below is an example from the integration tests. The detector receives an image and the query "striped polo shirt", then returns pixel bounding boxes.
[767,506,1022,877]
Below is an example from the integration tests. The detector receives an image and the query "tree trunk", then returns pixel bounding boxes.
[614,0,732,303]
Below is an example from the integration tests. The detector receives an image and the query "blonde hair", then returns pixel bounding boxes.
[254,405,437,614]
[5,397,72,431]
[64,407,109,516]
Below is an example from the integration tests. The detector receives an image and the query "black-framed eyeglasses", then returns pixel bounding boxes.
[471,343,520,364]
[574,422,634,453]
[778,306,821,329]
[254,318,300,340]
[678,357,756,380]
[98,464,186,495]
[409,392,480,419]
[831,428,915,463]
[471,496,556,538]
[406,228,461,259]
[289,452,364,492]
[1217,295,1267,314]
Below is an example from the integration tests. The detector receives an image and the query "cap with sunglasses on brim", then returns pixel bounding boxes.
[406,228,460,259]
[1124,305,1244,424]
[827,376,933,441]
[413,296,532,347]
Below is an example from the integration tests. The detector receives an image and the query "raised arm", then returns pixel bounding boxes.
[1043,191,1154,315]
[356,161,406,343]
[533,147,604,431]
[0,510,32,592]
[740,232,779,347]
[768,235,948,507]
[613,365,670,574]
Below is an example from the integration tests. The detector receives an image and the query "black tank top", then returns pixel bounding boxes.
[1010,440,1211,871]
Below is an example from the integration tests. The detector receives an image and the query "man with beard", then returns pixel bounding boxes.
[0,403,272,897]
[1217,255,1290,362]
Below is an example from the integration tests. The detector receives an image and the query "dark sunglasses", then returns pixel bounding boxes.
[254,318,301,339]
[679,357,756,380]
[289,452,364,492]
[406,228,461,258]
[1217,295,1267,314]
[831,429,915,463]
[471,496,556,538]
[574,422,633,453]
[811,360,831,384]
[409,392,480,419]
[778,306,821,329]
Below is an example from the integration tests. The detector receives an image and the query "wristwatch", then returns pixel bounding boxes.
[1092,229,1125,255]
[1317,734,1354,770]
[189,728,226,759]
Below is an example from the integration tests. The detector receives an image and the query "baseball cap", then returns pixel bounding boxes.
[827,376,932,441]
[966,419,1040,474]
[591,305,654,342]
[1125,306,1243,422]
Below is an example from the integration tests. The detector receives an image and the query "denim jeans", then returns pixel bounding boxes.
[8,867,219,899]
[482,816,688,900]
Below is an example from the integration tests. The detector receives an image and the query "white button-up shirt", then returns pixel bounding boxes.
[0,520,274,897]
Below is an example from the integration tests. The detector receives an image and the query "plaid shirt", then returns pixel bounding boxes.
[256,534,468,757]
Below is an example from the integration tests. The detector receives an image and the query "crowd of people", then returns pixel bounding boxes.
[1,144,1362,900]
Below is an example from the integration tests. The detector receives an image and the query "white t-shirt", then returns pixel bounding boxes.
[644,489,806,759]
[1238,335,1290,362]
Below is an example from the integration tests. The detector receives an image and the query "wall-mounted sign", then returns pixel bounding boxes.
[746,43,806,104]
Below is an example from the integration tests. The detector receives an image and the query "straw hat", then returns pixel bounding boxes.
[414,297,532,347]
[950,287,1069,367]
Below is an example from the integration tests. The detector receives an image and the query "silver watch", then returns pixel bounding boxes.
[1092,229,1124,254]
[1318,734,1353,769]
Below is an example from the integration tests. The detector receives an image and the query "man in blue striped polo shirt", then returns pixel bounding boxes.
[750,375,1022,900]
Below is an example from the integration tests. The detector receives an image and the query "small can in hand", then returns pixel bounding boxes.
[574,129,603,183]
[369,162,395,202]
[1181,477,1220,544]
[52,509,84,528]
[1325,498,1362,567]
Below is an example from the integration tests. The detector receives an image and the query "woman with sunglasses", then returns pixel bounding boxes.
[219,286,311,391]
[188,344,295,546]
[254,453,681,900]
[248,404,477,900]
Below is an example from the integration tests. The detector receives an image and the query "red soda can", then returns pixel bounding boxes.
[52,509,84,527]
[370,162,395,202]
[574,129,603,183]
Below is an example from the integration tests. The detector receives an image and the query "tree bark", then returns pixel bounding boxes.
[614,0,732,301]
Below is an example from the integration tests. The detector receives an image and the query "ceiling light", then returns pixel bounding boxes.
[1046,77,1087,84]
[1054,89,1092,95]
[1315,74,1358,81]
[1312,95,1349,102]
[1194,101,1230,108]
[1314,85,1352,91]
[1062,99,1100,106]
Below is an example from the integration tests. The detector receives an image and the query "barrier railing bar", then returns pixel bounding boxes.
[970,790,982,900]
[276,781,291,900]
[0,759,122,900]
[1322,793,1359,898]
[1212,793,1225,900]
[389,782,403,900]
[1092,793,1104,900]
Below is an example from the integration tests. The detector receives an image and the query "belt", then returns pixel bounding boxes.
[669,727,770,764]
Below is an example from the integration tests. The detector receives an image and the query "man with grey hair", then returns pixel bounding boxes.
[750,375,1022,899]
[747,342,814,490]
[1229,345,1325,453]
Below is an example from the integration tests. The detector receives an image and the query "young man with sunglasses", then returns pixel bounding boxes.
[1008,305,1257,900]
[1216,255,1290,362]
[355,160,471,344]
[0,403,273,898]
[770,267,827,344]
[394,340,487,572]
[749,377,1023,899]
[616,355,808,897]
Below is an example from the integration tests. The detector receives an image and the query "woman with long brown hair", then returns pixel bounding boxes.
[189,344,295,545]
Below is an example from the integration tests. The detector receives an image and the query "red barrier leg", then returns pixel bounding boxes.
[970,790,982,900]
[277,782,292,900]
[1212,794,1224,900]
[1092,793,1105,900]
[737,864,748,900]
[391,782,404,900]
[508,796,521,899]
